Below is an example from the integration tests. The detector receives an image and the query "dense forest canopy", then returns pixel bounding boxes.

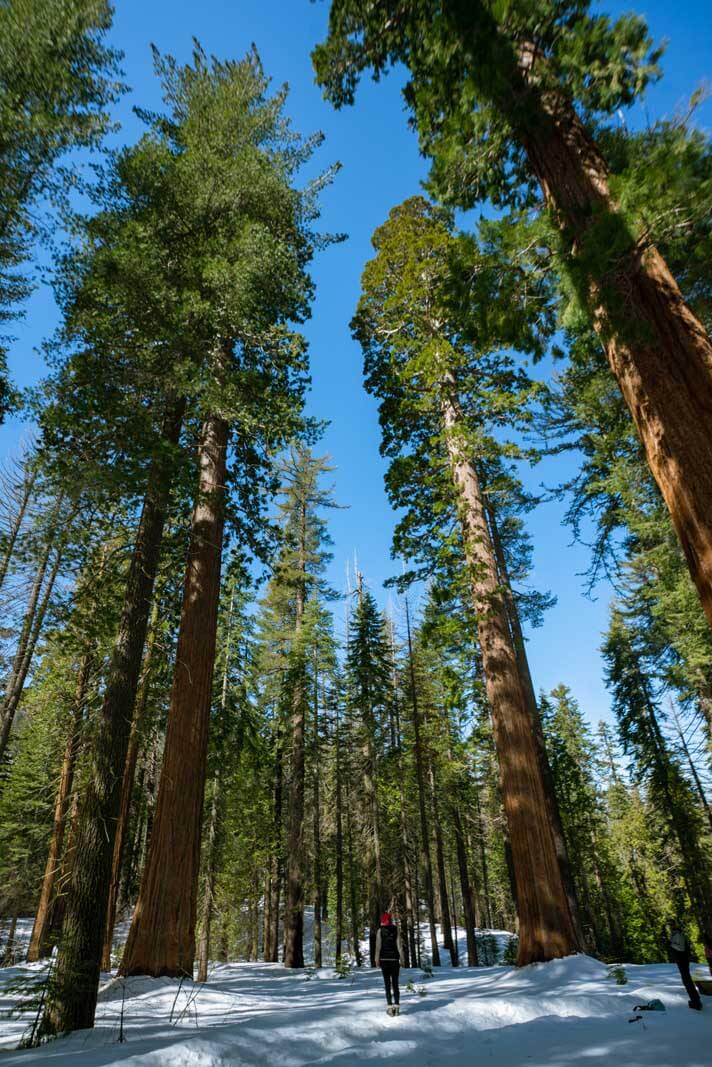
[0,0,710,1051]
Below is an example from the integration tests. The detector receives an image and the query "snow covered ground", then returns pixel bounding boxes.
[2,937,711,1066]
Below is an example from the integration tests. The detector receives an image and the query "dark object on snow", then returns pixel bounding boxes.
[380,960,400,1007]
[628,1014,643,1023]
[633,1000,665,1012]
[376,921,405,1008]
[669,927,703,1011]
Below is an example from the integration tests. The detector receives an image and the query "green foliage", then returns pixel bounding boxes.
[502,936,519,965]
[475,933,500,966]
[0,0,123,417]
[607,964,627,985]
[334,954,353,979]
[314,1,660,208]
[39,43,333,572]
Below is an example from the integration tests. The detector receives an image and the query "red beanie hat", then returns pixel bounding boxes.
[381,912,392,925]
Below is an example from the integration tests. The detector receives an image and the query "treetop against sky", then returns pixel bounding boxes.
[0,0,710,727]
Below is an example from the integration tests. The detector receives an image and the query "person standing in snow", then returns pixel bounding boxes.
[669,925,702,1011]
[375,912,405,1016]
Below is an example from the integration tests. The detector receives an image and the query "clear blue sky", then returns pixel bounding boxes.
[1,1,710,726]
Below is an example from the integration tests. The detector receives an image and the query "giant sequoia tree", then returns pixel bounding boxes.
[117,53,327,983]
[352,196,580,963]
[43,45,326,1032]
[314,0,712,626]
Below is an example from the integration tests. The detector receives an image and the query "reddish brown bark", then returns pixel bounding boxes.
[506,42,712,626]
[27,655,92,963]
[120,411,229,978]
[441,385,580,964]
[487,508,586,948]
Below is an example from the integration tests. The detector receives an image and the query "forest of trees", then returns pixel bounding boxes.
[0,0,710,1044]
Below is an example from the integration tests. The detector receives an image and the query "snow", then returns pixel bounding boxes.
[2,938,711,1066]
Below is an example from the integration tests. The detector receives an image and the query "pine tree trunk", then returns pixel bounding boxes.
[506,38,712,625]
[405,597,441,967]
[46,782,81,953]
[312,672,323,968]
[345,772,362,966]
[670,701,712,833]
[398,778,417,969]
[27,654,92,963]
[0,912,19,967]
[265,717,284,963]
[440,384,579,964]
[472,786,492,929]
[284,514,307,969]
[262,874,272,962]
[334,706,344,965]
[101,602,160,971]
[453,804,478,966]
[283,674,306,966]
[0,463,36,594]
[196,773,221,984]
[41,398,184,1036]
[120,410,229,978]
[364,725,383,966]
[429,758,457,963]
[0,501,71,761]
[487,507,586,947]
[645,698,712,943]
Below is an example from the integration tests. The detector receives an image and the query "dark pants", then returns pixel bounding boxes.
[675,956,702,1008]
[380,960,400,1005]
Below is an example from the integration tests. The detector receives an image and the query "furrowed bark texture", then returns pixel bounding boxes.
[101,603,160,971]
[487,508,585,947]
[507,39,712,624]
[120,411,229,978]
[27,654,92,963]
[441,386,579,964]
[42,399,185,1035]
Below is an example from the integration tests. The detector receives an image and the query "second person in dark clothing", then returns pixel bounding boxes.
[669,925,703,1011]
[375,912,405,1016]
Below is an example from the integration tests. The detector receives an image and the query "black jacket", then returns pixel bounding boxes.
[375,924,405,965]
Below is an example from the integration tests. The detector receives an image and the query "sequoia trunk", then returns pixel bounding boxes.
[504,37,712,625]
[441,384,580,963]
[487,507,585,947]
[120,411,229,977]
